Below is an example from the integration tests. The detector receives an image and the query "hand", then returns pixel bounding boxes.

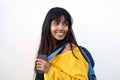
[36,59,51,73]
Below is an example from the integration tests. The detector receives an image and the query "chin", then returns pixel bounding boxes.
[56,37,65,41]
[56,39,64,41]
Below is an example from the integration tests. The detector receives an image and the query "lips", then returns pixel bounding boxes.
[56,32,65,37]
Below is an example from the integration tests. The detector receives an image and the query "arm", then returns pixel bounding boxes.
[36,59,81,80]
[44,64,87,80]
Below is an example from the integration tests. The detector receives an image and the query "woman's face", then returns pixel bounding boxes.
[50,16,69,41]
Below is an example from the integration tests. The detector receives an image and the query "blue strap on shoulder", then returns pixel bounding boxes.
[47,44,67,61]
[81,48,96,80]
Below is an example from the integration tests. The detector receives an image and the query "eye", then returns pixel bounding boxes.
[63,22,68,26]
[52,21,59,26]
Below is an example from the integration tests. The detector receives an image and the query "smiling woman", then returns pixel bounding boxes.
[34,7,96,80]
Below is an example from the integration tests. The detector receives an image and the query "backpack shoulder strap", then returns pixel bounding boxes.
[79,46,95,68]
[47,43,67,61]
[79,46,97,80]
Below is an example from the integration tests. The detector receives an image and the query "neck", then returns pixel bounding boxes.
[51,38,57,49]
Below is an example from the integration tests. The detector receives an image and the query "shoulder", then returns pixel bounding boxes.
[65,43,77,50]
[60,43,77,54]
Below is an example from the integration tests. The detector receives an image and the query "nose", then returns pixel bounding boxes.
[58,24,64,30]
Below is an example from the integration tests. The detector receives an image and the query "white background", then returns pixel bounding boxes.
[0,0,120,80]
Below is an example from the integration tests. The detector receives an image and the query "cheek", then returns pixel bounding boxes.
[50,26,56,35]
[65,27,69,32]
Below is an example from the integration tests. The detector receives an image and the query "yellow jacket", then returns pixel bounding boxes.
[44,47,88,80]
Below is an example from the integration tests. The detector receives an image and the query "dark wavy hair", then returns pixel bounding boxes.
[34,7,78,80]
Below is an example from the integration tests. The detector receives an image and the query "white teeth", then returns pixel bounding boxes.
[56,32,64,36]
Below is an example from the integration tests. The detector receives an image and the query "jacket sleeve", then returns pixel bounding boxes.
[44,65,87,80]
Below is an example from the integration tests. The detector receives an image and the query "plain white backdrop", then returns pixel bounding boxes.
[0,0,120,80]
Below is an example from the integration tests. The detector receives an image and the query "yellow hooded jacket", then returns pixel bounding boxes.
[44,47,88,80]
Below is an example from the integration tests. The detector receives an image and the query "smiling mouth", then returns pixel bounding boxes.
[56,32,64,36]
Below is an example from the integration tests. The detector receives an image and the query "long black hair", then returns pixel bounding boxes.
[38,7,78,56]
[34,7,79,80]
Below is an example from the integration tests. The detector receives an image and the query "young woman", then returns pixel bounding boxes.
[35,7,89,80]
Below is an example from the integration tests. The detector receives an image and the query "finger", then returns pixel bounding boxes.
[36,59,41,62]
[36,65,44,72]
[36,62,41,65]
[35,60,40,65]
[36,65,41,69]
[36,59,45,62]
[36,59,44,64]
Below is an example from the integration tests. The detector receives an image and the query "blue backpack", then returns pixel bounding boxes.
[80,46,97,80]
